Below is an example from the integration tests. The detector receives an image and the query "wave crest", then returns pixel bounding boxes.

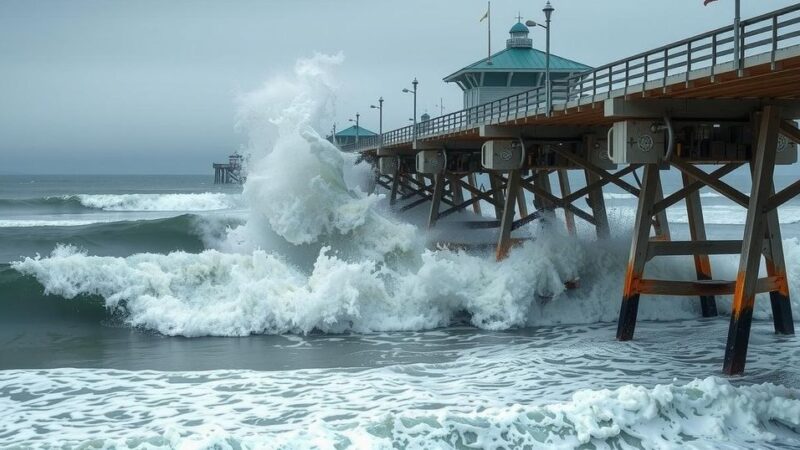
[70,193,241,212]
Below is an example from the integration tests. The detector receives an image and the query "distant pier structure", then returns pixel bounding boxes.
[353,7,800,375]
[213,152,244,184]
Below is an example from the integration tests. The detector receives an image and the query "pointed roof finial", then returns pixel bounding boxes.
[516,12,523,23]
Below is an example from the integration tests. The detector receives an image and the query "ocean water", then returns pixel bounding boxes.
[3,55,800,449]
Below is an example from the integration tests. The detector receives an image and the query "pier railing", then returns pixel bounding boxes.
[566,3,800,101]
[345,4,800,153]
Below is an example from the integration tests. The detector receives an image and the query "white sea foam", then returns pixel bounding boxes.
[604,192,721,200]
[15,234,800,336]
[1,368,799,449]
[668,204,800,225]
[70,192,242,212]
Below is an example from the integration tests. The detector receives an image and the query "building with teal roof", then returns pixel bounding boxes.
[444,20,591,109]
[329,125,377,148]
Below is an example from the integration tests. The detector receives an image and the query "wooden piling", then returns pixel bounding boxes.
[617,164,660,341]
[681,172,718,317]
[723,105,781,375]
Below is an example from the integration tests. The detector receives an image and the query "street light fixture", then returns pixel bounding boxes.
[402,78,419,147]
[526,1,554,117]
[370,97,383,149]
[348,113,360,147]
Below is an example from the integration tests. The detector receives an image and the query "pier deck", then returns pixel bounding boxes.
[355,5,800,375]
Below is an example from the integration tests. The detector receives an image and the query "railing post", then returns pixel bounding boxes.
[686,41,692,87]
[738,22,745,76]
[771,15,778,70]
[642,54,648,93]
[711,33,717,82]
[662,48,669,92]
[525,90,529,117]
[624,60,629,96]
[607,66,612,98]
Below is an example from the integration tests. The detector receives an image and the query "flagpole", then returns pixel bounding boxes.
[487,1,492,65]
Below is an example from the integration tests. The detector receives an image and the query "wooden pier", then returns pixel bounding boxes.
[354,5,800,375]
[213,153,244,184]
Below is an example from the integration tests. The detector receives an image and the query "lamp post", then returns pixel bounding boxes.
[402,78,418,147]
[733,0,741,74]
[370,97,383,149]
[526,1,554,117]
[348,113,360,147]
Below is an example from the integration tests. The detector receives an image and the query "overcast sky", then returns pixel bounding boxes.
[1,0,796,174]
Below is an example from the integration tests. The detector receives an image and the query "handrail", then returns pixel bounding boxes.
[349,4,800,153]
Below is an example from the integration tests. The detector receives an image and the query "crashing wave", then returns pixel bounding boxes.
[69,193,242,212]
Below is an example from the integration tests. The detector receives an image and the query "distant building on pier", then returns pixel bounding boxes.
[213,152,244,184]
[443,20,591,108]
[328,125,377,151]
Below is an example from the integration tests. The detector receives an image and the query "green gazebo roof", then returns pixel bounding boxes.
[443,47,591,81]
[509,22,529,34]
[335,125,377,137]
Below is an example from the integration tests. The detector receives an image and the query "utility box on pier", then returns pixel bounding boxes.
[585,134,616,170]
[776,134,798,165]
[609,121,665,164]
[378,156,398,176]
[416,150,446,174]
[481,140,525,170]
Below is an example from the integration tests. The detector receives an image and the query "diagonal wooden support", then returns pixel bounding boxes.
[517,184,529,219]
[549,146,641,196]
[765,179,800,212]
[390,171,401,205]
[652,170,671,241]
[564,165,639,205]
[449,174,465,207]
[724,105,781,376]
[427,174,446,229]
[763,180,795,335]
[617,164,661,341]
[496,170,521,261]
[654,164,741,215]
[671,159,749,208]
[520,177,596,225]
[558,170,577,235]
[489,172,507,220]
[533,170,555,217]
[460,180,504,210]
[584,170,610,239]
[681,172,718,317]
[780,120,800,144]
[467,173,482,215]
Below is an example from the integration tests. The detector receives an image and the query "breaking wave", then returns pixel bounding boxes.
[73,193,243,212]
[0,193,242,214]
[0,214,243,262]
[10,53,800,337]
[12,235,800,336]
